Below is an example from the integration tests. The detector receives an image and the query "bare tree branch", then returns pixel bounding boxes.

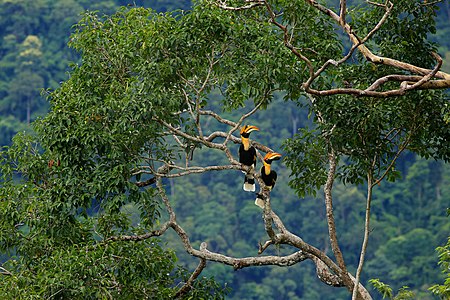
[174,257,207,299]
[154,164,242,178]
[339,0,347,26]
[200,110,236,127]
[352,171,374,300]
[106,220,173,242]
[373,135,411,187]
[313,256,345,287]
[258,240,274,254]
[217,0,450,97]
[216,0,265,11]
[135,177,156,187]
[153,117,226,151]
[223,101,263,147]
[0,266,12,276]
[324,150,347,273]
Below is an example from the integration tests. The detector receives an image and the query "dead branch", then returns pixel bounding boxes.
[153,116,226,151]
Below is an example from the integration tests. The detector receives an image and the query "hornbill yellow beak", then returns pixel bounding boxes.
[263,152,282,163]
[240,125,260,137]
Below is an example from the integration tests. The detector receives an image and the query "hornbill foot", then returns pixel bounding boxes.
[243,183,256,192]
[255,194,264,208]
[243,176,255,192]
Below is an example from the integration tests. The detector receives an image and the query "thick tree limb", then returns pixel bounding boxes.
[152,164,242,178]
[324,150,347,273]
[193,240,308,270]
[313,256,344,287]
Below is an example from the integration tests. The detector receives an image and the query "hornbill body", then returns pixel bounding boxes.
[255,152,282,208]
[239,125,259,192]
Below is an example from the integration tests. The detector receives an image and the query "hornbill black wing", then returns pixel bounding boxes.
[239,145,257,192]
[270,171,278,189]
[239,145,257,167]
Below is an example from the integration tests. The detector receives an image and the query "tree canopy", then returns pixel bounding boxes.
[1,0,449,299]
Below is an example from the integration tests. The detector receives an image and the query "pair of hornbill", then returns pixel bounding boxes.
[238,125,282,208]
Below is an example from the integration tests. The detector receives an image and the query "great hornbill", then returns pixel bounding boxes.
[239,125,259,192]
[255,152,282,208]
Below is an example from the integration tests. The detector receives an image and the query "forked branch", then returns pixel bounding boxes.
[116,100,373,297]
[216,0,450,97]
[174,258,207,298]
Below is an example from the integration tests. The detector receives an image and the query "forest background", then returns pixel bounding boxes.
[0,0,449,299]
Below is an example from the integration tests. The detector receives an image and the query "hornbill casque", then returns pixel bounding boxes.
[239,125,259,192]
[255,152,282,208]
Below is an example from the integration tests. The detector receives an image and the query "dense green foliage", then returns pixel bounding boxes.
[0,133,226,298]
[0,0,449,299]
[430,235,450,299]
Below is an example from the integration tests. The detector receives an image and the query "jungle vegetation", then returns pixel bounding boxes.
[0,0,449,299]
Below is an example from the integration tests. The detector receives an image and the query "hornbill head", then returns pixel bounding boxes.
[240,125,259,138]
[263,152,282,164]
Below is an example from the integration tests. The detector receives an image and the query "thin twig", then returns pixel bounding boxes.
[372,136,410,186]
[216,0,265,11]
[174,258,207,298]
[223,102,263,147]
[351,170,374,300]
[0,266,12,276]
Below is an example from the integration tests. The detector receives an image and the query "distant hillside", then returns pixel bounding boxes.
[0,0,191,146]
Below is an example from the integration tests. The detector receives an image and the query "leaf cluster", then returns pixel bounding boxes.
[429,237,450,299]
